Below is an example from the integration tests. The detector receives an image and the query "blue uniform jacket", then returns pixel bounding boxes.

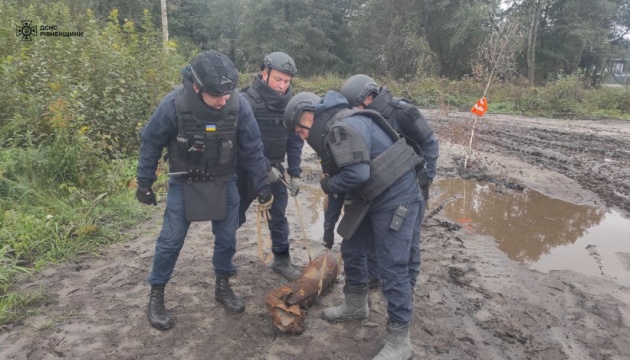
[286,131,304,178]
[315,91,419,202]
[137,69,270,195]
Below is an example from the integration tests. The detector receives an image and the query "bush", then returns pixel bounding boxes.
[584,87,630,115]
[0,4,186,157]
[0,2,173,319]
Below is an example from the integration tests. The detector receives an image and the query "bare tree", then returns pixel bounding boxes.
[526,0,544,85]
[161,0,169,48]
[464,15,522,169]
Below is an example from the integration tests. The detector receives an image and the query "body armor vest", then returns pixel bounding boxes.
[369,88,434,155]
[241,78,291,164]
[167,85,240,181]
[322,109,423,201]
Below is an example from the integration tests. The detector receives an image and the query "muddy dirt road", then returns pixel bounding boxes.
[1,111,630,359]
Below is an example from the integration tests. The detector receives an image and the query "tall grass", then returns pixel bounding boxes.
[0,2,177,327]
[295,74,630,120]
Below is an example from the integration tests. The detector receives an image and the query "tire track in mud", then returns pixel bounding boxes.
[431,112,630,213]
[483,125,630,212]
[420,212,630,359]
[418,220,574,360]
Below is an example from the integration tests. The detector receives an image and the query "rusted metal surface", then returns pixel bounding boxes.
[265,252,341,334]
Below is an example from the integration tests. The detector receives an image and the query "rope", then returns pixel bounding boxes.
[317,254,327,296]
[256,205,274,264]
[293,196,312,263]
[279,177,313,263]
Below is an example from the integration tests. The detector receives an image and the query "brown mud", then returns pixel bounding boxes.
[1,111,630,359]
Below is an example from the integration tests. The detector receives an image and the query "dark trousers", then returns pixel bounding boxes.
[326,194,380,280]
[341,195,423,324]
[235,165,290,254]
[148,178,240,285]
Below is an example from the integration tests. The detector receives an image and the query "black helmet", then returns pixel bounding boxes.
[283,92,320,129]
[190,50,238,96]
[339,74,379,108]
[261,52,298,76]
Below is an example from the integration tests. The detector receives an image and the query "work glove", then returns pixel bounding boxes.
[421,180,432,210]
[257,189,274,220]
[323,228,334,249]
[136,186,157,206]
[267,166,282,183]
[320,175,332,195]
[288,176,300,197]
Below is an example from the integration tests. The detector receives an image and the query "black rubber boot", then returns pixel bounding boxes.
[372,321,412,360]
[147,284,173,330]
[215,274,245,313]
[321,284,369,321]
[271,252,302,280]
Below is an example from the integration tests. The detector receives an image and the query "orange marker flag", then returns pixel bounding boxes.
[471,97,488,116]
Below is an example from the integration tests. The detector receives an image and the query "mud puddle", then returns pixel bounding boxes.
[434,178,630,287]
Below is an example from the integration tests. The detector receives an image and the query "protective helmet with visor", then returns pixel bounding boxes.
[190,50,238,96]
[339,74,379,108]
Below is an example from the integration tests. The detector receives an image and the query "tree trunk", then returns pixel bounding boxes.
[526,0,542,86]
[161,0,168,48]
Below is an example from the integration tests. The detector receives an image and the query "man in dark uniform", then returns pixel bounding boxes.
[236,52,303,280]
[136,51,275,330]
[323,74,440,293]
[284,91,424,360]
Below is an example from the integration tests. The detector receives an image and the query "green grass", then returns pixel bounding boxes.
[290,74,630,120]
[0,289,51,328]
[37,310,80,330]
[0,153,158,328]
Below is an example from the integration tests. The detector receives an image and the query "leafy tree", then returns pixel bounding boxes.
[350,0,499,79]
[240,0,352,75]
[350,0,436,78]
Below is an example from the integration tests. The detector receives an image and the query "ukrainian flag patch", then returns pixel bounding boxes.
[206,124,217,132]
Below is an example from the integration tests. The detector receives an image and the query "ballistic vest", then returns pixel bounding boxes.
[241,77,292,164]
[167,85,240,181]
[368,88,435,155]
[321,109,423,201]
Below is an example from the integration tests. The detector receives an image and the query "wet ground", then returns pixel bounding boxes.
[435,178,630,287]
[1,111,630,359]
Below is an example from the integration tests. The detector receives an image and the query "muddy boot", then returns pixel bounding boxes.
[271,252,301,280]
[215,274,245,313]
[368,277,382,290]
[321,285,369,321]
[372,321,412,360]
[147,284,173,330]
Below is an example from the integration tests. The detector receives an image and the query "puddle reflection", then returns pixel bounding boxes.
[435,179,630,286]
[290,182,326,241]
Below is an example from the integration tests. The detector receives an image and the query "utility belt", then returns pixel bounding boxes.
[168,169,232,182]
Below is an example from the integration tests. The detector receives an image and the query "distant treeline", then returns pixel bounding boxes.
[10,0,628,86]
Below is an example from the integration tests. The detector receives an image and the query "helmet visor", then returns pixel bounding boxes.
[358,83,379,103]
[290,99,315,126]
[264,55,297,76]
